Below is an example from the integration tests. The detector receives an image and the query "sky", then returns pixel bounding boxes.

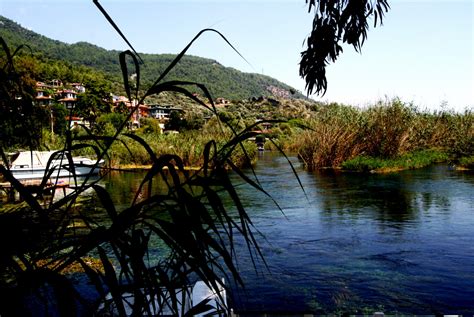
[1,0,473,112]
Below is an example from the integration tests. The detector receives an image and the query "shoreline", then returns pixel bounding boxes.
[109,164,203,172]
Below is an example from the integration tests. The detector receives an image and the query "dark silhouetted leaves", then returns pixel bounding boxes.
[300,0,390,95]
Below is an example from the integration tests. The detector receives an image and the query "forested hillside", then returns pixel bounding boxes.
[0,15,304,100]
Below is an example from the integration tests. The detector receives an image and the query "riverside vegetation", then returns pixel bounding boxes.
[3,79,473,172]
[286,100,473,172]
[1,14,471,173]
[92,97,473,172]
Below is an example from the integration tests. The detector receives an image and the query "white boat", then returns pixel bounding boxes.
[7,151,104,180]
[98,279,228,316]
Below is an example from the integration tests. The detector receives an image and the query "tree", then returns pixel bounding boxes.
[165,110,184,131]
[0,45,47,149]
[183,111,205,130]
[75,78,113,126]
[300,0,390,95]
[52,102,67,135]
[95,112,128,134]
[114,101,128,114]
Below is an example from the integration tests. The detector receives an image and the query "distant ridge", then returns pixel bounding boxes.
[0,15,305,100]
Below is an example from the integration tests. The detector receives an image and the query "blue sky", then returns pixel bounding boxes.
[1,0,472,111]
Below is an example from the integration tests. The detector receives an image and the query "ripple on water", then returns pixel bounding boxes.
[102,154,474,314]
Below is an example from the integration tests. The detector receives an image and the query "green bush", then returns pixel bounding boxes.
[341,150,449,172]
[96,112,128,133]
[459,156,474,169]
[138,117,162,135]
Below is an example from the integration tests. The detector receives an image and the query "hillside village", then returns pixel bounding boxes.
[32,79,301,134]
[34,79,220,132]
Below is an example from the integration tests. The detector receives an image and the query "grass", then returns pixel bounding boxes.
[341,150,449,173]
[99,125,257,168]
[458,156,474,169]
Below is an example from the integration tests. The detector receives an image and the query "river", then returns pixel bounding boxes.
[102,152,474,314]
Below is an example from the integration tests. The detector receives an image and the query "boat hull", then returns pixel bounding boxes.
[10,164,102,180]
[7,151,104,181]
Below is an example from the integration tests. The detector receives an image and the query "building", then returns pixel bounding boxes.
[34,81,87,131]
[57,89,78,109]
[149,105,183,121]
[50,79,63,88]
[70,83,86,93]
[113,96,150,128]
[65,116,90,129]
[215,98,230,105]
[34,81,86,109]
[35,82,53,107]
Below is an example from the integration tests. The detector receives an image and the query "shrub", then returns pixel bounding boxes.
[342,150,449,172]
[96,112,128,134]
[459,155,474,169]
[138,117,162,135]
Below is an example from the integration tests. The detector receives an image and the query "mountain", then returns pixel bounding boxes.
[0,15,305,100]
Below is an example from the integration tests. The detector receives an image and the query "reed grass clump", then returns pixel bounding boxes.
[94,119,256,168]
[363,99,415,158]
[293,99,473,171]
[408,108,474,157]
[295,103,368,170]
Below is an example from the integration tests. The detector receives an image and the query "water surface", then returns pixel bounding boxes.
[225,153,474,314]
[102,153,474,314]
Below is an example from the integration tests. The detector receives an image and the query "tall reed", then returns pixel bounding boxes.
[293,99,473,170]
[295,103,367,169]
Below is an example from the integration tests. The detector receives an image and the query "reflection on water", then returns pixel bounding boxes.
[102,153,474,314]
[99,170,178,211]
